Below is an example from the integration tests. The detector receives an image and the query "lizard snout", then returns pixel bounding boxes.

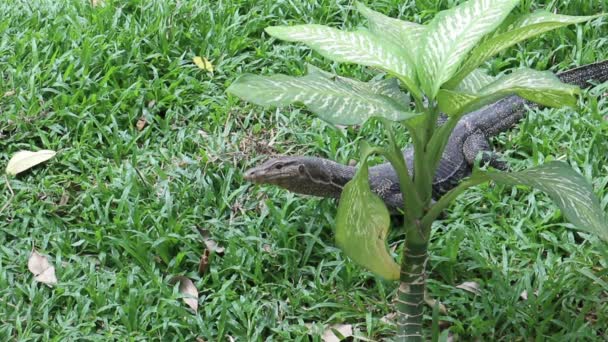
[244,167,265,183]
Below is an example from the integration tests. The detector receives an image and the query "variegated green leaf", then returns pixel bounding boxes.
[418,0,519,97]
[356,2,425,59]
[455,68,496,93]
[307,64,411,108]
[335,145,400,280]
[446,11,604,88]
[265,24,420,96]
[473,162,608,241]
[369,78,411,108]
[438,68,579,116]
[227,66,418,125]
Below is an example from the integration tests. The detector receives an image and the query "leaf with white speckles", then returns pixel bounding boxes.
[418,0,519,97]
[438,68,579,116]
[473,162,608,241]
[227,65,418,125]
[356,2,424,61]
[265,24,419,96]
[446,11,604,88]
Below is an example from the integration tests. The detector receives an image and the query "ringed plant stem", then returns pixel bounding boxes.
[396,223,430,341]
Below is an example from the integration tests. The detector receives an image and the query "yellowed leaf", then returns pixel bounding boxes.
[28,250,58,286]
[193,56,214,72]
[6,150,56,175]
[170,276,198,312]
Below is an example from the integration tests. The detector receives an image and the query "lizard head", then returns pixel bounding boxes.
[244,156,313,188]
[243,156,351,198]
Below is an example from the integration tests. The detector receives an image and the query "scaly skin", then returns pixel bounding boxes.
[244,61,608,211]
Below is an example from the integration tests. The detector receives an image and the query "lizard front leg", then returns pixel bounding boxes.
[463,131,508,170]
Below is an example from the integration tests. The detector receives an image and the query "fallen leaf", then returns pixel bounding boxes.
[170,276,198,312]
[58,193,70,206]
[3,90,15,97]
[425,295,448,314]
[136,116,147,131]
[520,290,528,301]
[322,324,353,342]
[204,239,225,255]
[197,228,225,255]
[91,0,104,6]
[193,56,214,72]
[6,150,56,176]
[456,281,481,295]
[198,249,210,276]
[28,250,58,286]
[380,312,396,325]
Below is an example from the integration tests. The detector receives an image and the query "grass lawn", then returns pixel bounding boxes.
[1,0,608,340]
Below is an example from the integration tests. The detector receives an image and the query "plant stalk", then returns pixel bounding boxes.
[395,228,429,341]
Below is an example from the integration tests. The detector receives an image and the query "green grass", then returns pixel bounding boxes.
[0,0,607,340]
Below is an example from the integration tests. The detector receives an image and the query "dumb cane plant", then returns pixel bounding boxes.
[228,1,607,340]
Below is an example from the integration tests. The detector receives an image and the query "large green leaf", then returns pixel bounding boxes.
[418,0,519,97]
[335,147,400,280]
[438,68,579,116]
[446,11,604,88]
[307,64,412,108]
[356,2,425,60]
[226,66,418,125]
[265,24,420,96]
[473,162,608,241]
[455,68,496,93]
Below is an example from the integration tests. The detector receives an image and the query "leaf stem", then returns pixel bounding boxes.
[421,177,487,229]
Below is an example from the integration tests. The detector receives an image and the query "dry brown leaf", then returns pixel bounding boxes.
[456,281,481,295]
[321,324,353,342]
[193,56,214,72]
[170,276,198,312]
[59,193,70,206]
[28,250,58,286]
[198,249,210,276]
[136,116,147,131]
[197,228,225,255]
[6,150,56,175]
[204,239,225,255]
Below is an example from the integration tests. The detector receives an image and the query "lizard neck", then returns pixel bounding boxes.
[287,157,356,199]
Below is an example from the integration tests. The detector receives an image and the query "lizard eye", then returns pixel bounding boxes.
[274,164,283,170]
